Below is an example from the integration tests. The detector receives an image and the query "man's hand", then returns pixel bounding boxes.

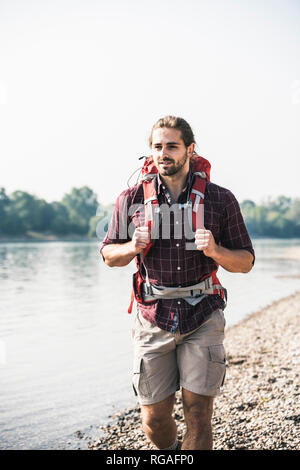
[131,226,151,255]
[102,226,151,267]
[195,228,254,272]
[195,229,218,258]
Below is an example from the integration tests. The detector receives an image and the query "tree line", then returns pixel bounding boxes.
[0,187,299,239]
[240,196,300,238]
[0,186,112,238]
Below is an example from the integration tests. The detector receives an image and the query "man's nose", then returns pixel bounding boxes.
[158,147,168,158]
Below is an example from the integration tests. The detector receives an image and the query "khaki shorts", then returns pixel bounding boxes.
[132,308,226,405]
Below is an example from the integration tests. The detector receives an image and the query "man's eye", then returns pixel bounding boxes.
[153,145,177,150]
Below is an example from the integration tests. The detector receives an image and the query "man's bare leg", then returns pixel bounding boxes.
[141,393,177,449]
[181,388,214,450]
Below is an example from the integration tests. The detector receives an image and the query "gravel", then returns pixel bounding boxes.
[86,291,300,450]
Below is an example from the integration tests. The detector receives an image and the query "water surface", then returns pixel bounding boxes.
[0,238,299,449]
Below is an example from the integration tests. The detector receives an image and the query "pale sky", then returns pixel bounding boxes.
[1,0,299,206]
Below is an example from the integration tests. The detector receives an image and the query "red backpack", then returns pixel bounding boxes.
[128,154,226,313]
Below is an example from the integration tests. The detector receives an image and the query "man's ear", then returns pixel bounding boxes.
[187,142,195,157]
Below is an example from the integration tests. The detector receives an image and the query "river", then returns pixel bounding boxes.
[0,238,299,449]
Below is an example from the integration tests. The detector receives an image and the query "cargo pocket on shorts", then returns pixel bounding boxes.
[206,344,226,392]
[132,357,152,398]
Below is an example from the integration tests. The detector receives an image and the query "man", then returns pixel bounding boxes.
[100,116,255,450]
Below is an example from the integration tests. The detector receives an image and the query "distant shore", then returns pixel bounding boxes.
[83,290,300,450]
[0,231,97,243]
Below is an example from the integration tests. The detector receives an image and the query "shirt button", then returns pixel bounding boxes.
[177,266,181,270]
[177,301,181,305]
[176,243,179,247]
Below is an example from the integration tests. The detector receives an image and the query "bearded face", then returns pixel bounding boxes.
[151,128,193,178]
[157,150,188,176]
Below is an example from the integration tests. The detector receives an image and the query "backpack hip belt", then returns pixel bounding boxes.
[143,276,227,306]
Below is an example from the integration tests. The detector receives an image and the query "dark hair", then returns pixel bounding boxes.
[149,115,196,148]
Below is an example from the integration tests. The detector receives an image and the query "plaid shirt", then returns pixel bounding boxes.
[100,169,255,334]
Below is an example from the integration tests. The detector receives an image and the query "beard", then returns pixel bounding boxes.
[157,151,188,176]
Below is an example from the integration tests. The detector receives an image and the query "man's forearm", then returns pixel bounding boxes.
[103,236,253,273]
[210,245,254,273]
[102,242,136,267]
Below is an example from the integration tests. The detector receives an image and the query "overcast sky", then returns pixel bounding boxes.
[0,0,299,206]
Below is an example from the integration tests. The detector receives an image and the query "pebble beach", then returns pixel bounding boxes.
[87,290,300,451]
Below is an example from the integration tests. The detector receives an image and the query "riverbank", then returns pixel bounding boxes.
[86,291,300,450]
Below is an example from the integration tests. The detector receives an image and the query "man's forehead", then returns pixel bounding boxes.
[152,127,183,144]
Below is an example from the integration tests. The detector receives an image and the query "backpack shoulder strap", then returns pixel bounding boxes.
[189,173,207,231]
[142,175,159,257]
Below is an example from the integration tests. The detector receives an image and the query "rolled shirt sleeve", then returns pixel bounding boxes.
[100,190,132,260]
[220,190,255,265]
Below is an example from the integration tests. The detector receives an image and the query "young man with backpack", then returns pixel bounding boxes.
[100,116,255,450]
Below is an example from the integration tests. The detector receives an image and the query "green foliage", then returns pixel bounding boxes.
[0,186,100,238]
[61,187,99,235]
[241,196,300,238]
[0,188,11,233]
[48,202,70,235]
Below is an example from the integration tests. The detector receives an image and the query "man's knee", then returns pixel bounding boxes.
[185,410,212,431]
[141,394,175,432]
[142,411,171,432]
[182,390,214,427]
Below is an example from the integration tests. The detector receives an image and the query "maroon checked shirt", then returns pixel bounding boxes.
[100,169,255,334]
